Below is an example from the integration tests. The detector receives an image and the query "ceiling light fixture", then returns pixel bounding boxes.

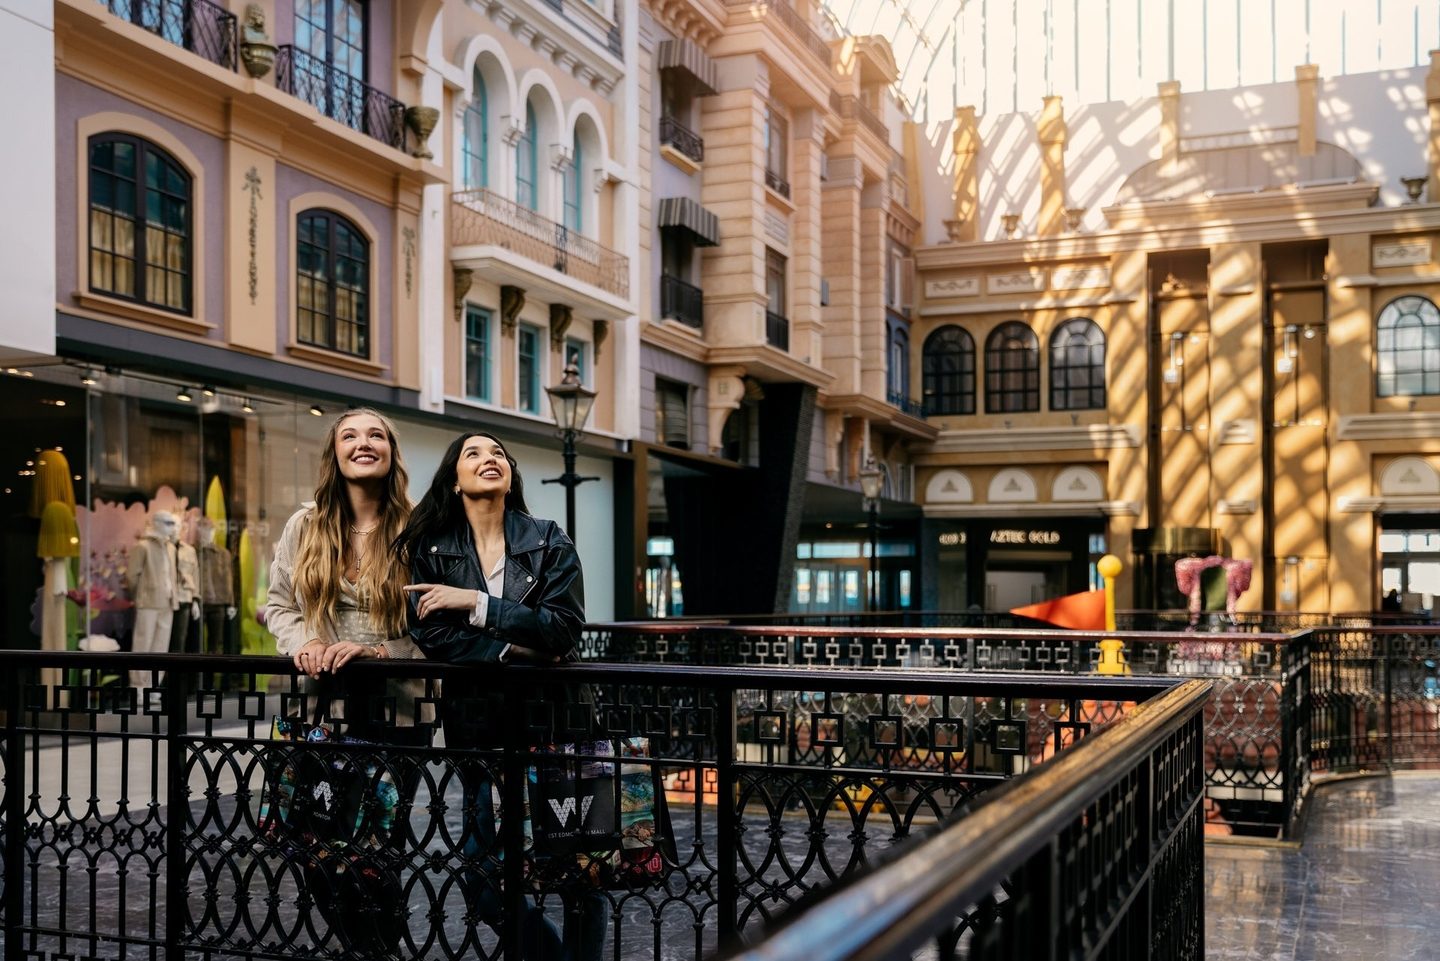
[241,398,255,414]
[177,388,194,403]
[202,385,216,397]
[80,368,98,386]
[310,405,325,417]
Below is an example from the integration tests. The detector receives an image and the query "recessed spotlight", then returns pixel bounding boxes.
[310,405,325,417]
[177,388,193,403]
[73,474,81,481]
[202,385,216,397]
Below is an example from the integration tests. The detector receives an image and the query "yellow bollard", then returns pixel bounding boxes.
[1096,554,1129,674]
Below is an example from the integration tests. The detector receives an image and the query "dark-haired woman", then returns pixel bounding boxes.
[398,431,604,961]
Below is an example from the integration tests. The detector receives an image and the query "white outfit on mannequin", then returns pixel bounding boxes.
[128,512,179,684]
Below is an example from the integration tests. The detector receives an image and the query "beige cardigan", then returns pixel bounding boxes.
[266,506,421,659]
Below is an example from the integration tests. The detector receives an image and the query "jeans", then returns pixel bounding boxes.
[461,771,608,961]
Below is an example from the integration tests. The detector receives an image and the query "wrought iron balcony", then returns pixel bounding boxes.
[452,188,630,300]
[766,309,790,350]
[887,390,926,418]
[659,115,704,165]
[660,273,703,329]
[727,0,832,65]
[837,94,888,140]
[101,0,237,70]
[765,168,791,199]
[275,45,407,151]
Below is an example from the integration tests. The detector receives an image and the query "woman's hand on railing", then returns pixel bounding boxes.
[320,641,383,672]
[294,638,327,678]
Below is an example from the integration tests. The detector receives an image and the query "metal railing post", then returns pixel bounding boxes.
[3,668,24,961]
[1383,630,1395,769]
[501,683,527,961]
[165,666,187,961]
[715,685,740,952]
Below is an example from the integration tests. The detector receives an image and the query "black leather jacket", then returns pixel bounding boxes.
[406,510,585,665]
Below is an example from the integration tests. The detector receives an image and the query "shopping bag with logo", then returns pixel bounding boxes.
[516,737,676,889]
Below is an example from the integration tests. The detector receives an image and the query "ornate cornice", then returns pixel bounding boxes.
[1337,411,1440,441]
[922,424,1141,454]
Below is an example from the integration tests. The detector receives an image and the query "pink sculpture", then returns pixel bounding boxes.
[1174,556,1253,628]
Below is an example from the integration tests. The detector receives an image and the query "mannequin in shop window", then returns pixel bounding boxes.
[171,525,201,653]
[127,511,179,680]
[197,519,237,677]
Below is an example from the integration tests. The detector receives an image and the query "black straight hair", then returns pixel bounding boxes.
[393,431,529,564]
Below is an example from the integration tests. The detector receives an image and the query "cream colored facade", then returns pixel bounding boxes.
[910,55,1440,613]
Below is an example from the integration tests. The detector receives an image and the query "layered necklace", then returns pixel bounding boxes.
[349,524,376,580]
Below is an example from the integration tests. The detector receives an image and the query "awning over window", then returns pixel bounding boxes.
[657,197,720,247]
[656,38,719,98]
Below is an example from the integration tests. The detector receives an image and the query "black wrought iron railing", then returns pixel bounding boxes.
[452,189,631,299]
[0,651,1173,961]
[765,309,789,350]
[661,273,703,329]
[886,390,926,418]
[102,0,237,70]
[726,680,1210,961]
[659,115,704,164]
[764,168,791,199]
[275,45,407,151]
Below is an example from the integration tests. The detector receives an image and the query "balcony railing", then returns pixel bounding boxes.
[0,650,1180,961]
[102,0,237,70]
[727,0,832,65]
[887,390,926,418]
[661,273,704,329]
[659,115,704,164]
[275,45,407,151]
[764,168,791,199]
[837,94,888,140]
[765,309,789,350]
[452,188,631,300]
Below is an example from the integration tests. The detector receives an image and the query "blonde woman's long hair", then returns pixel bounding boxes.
[293,407,412,639]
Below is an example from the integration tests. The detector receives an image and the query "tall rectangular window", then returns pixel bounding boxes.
[764,105,788,182]
[518,323,541,413]
[562,141,583,233]
[465,306,491,401]
[765,248,787,316]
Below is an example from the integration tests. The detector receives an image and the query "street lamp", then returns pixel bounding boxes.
[858,456,885,612]
[543,363,599,539]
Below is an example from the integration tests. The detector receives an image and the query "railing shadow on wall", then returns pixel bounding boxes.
[0,652,1186,961]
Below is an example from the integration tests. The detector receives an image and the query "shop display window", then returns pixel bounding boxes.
[1,366,326,664]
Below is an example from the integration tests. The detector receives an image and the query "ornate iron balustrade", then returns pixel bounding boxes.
[661,273,704,329]
[0,651,1171,961]
[765,309,789,350]
[726,0,832,66]
[836,95,887,140]
[275,45,407,151]
[452,189,631,300]
[886,390,926,418]
[582,623,1304,837]
[726,680,1210,961]
[764,168,791,199]
[659,115,704,164]
[101,0,237,70]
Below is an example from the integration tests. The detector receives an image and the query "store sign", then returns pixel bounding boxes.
[937,531,967,546]
[990,528,1062,545]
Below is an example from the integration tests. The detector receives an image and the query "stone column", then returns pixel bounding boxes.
[949,106,980,242]
[1106,247,1149,609]
[1296,63,1320,157]
[1037,95,1067,237]
[820,155,863,396]
[1427,50,1440,203]
[1326,233,1375,612]
[790,107,826,365]
[1158,80,1181,175]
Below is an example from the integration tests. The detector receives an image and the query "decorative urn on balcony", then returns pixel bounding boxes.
[239,4,277,79]
[405,106,440,160]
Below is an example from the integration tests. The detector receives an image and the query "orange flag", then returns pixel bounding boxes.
[1010,590,1106,630]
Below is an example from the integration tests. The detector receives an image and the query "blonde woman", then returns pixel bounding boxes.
[267,407,423,734]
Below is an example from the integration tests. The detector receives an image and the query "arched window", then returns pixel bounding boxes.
[985,321,1040,413]
[462,69,487,189]
[297,209,370,357]
[516,101,538,210]
[1049,318,1106,410]
[88,133,192,313]
[1377,295,1440,397]
[922,326,975,415]
[562,137,582,232]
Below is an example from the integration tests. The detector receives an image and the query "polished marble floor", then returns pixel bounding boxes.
[1206,773,1440,960]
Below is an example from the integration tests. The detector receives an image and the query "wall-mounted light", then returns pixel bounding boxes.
[1164,332,1184,384]
[177,388,194,403]
[80,368,98,386]
[1303,326,1317,340]
[241,398,255,414]
[309,405,324,417]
